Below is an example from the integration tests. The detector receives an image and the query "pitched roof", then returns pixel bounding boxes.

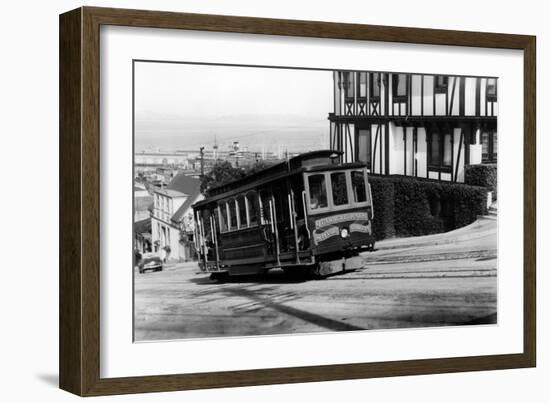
[134,217,151,234]
[166,173,203,223]
[167,172,201,193]
[156,188,187,198]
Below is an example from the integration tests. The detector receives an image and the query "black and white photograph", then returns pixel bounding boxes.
[133,61,498,342]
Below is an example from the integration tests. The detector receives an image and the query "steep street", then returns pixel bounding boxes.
[134,217,497,341]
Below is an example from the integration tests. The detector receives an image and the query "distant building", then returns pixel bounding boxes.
[134,182,153,222]
[134,152,189,168]
[329,71,497,182]
[151,173,203,262]
[134,218,152,256]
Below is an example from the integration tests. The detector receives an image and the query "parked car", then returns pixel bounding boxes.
[138,253,163,274]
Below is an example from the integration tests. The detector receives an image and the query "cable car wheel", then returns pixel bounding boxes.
[210,272,229,282]
[308,264,324,279]
[280,264,324,280]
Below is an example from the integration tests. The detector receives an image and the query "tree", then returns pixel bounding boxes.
[200,160,280,196]
[243,159,277,175]
[200,160,245,195]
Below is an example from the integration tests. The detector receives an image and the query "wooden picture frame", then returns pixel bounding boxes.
[59,6,536,396]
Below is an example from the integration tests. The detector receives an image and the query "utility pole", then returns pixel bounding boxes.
[233,141,240,167]
[199,147,205,177]
[285,149,290,172]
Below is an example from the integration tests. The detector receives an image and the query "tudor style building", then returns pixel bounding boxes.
[328,71,497,182]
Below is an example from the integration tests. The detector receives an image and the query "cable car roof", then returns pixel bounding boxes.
[194,150,367,208]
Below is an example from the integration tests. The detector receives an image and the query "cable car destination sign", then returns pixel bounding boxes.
[313,212,371,243]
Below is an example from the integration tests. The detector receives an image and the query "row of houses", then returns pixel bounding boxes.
[134,172,203,262]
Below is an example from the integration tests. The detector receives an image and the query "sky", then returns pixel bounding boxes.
[134,61,334,154]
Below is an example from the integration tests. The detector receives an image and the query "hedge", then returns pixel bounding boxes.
[369,176,396,239]
[464,164,497,201]
[369,175,488,240]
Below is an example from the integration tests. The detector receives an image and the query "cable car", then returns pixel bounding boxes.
[192,150,374,279]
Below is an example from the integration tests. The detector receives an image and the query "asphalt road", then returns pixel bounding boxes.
[134,217,497,341]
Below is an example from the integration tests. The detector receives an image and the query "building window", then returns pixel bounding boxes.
[435,75,448,93]
[486,78,497,101]
[392,73,408,100]
[428,132,440,167]
[428,132,452,170]
[482,131,497,162]
[357,72,368,99]
[370,73,381,100]
[442,133,452,167]
[342,71,354,100]
[356,129,371,169]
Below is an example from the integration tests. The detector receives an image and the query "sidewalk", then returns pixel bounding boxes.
[163,260,199,271]
[375,215,497,252]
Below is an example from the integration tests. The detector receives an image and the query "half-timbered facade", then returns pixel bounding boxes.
[329,71,498,182]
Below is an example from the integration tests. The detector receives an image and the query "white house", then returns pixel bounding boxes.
[329,71,497,182]
[151,173,203,262]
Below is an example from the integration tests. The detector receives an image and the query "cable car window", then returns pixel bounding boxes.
[330,172,349,206]
[228,199,238,230]
[247,192,258,226]
[201,209,212,240]
[351,171,367,203]
[218,204,228,233]
[259,191,271,224]
[308,174,328,210]
[290,177,305,220]
[236,195,247,228]
[212,208,219,234]
[272,184,289,224]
